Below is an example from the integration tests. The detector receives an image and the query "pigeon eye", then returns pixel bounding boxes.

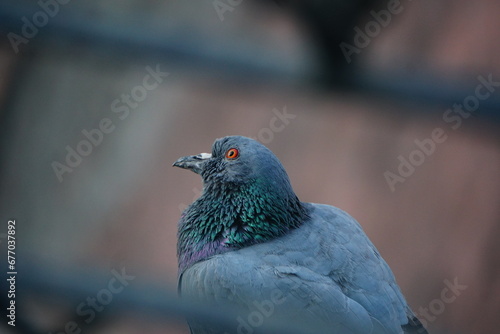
[225,148,239,160]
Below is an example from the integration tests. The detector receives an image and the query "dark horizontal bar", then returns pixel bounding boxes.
[1,260,337,334]
[0,1,315,83]
[0,1,498,121]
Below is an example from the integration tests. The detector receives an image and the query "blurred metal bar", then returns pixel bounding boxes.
[354,69,500,122]
[0,1,315,84]
[1,2,499,123]
[1,260,338,334]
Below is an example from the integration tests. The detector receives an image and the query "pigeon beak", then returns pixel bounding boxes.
[173,153,212,174]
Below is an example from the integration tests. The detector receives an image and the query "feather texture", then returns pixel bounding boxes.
[174,136,428,334]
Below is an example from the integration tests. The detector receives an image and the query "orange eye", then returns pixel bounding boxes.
[225,148,239,159]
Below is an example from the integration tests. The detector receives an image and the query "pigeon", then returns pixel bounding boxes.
[173,135,427,334]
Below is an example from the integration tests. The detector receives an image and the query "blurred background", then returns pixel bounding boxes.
[0,0,499,333]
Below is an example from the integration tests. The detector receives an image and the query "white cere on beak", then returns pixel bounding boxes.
[198,153,212,159]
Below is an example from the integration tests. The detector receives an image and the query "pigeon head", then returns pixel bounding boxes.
[173,136,310,273]
[174,136,293,191]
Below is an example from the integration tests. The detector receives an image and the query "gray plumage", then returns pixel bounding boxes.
[173,136,427,334]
